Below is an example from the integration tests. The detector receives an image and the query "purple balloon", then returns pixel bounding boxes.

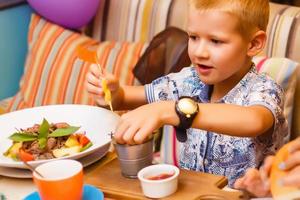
[27,0,100,29]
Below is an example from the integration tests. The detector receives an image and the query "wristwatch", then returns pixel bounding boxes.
[174,96,199,142]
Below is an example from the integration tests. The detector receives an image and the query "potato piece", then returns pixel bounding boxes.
[52,146,80,158]
[65,135,80,147]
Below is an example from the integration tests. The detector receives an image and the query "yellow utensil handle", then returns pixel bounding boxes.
[101,79,113,111]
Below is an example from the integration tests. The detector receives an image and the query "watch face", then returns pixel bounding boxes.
[177,98,198,115]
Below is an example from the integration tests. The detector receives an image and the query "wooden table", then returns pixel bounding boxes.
[84,152,247,200]
[0,152,248,199]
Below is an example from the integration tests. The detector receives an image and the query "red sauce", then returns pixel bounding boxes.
[146,172,175,180]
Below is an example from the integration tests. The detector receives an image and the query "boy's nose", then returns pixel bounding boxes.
[194,41,209,59]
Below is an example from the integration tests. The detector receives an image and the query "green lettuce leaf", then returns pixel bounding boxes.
[9,133,37,142]
[38,118,50,149]
[48,126,80,137]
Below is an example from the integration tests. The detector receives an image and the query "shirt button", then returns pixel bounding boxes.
[204,160,208,165]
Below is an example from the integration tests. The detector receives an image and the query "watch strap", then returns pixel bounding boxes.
[174,127,188,142]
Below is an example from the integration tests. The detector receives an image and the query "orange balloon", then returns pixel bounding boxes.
[270,142,300,200]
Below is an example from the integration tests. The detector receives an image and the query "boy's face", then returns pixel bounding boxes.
[187,8,252,86]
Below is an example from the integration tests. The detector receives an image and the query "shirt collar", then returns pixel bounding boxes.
[198,64,257,103]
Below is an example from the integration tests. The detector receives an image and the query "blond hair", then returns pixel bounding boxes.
[189,0,269,36]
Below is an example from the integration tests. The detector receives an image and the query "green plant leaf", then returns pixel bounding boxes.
[38,137,47,149]
[38,118,50,149]
[38,118,49,139]
[48,126,80,137]
[8,133,37,142]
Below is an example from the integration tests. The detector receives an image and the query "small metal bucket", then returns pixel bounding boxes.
[114,137,154,178]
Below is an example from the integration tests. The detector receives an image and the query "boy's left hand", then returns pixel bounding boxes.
[114,101,177,145]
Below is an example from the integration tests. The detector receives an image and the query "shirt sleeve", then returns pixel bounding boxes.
[247,80,284,119]
[145,67,197,103]
[145,75,177,103]
[247,76,289,141]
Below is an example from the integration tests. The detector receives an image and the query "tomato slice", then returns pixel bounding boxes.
[19,149,34,162]
[78,134,90,147]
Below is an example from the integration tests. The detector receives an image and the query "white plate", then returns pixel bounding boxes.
[0,104,119,169]
[0,142,111,178]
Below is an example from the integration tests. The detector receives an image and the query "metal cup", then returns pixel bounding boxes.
[114,137,154,178]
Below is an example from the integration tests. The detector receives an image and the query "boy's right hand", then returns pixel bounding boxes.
[85,64,122,108]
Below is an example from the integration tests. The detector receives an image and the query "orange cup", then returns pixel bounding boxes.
[33,159,83,200]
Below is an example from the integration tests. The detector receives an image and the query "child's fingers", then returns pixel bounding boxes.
[243,169,262,190]
[133,123,154,144]
[243,168,260,184]
[104,73,119,90]
[281,150,300,170]
[244,168,271,197]
[90,64,102,77]
[262,156,275,172]
[259,157,273,191]
[288,137,300,153]
[234,177,246,189]
[86,72,101,88]
[281,165,300,187]
[85,80,104,96]
[94,95,107,105]
[260,156,274,178]
[122,125,140,145]
[115,119,131,144]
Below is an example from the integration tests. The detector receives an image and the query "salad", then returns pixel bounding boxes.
[3,118,93,161]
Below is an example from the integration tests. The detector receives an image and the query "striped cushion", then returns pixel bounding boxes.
[92,0,172,42]
[7,14,148,111]
[160,57,299,165]
[264,3,300,62]
[0,97,11,114]
[0,108,4,115]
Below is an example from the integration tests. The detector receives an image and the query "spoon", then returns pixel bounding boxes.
[94,53,113,112]
[76,45,114,111]
[22,160,45,178]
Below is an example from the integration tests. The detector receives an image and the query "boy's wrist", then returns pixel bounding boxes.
[113,86,124,110]
[159,101,180,126]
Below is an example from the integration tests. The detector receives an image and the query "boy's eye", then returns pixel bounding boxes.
[211,39,222,44]
[189,35,197,41]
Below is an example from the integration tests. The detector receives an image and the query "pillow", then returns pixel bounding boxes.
[159,56,299,166]
[7,14,148,112]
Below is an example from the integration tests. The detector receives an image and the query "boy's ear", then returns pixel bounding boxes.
[247,30,267,57]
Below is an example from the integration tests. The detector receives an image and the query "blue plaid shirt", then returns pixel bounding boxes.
[145,66,288,187]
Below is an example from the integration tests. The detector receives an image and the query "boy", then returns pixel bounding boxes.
[86,0,288,186]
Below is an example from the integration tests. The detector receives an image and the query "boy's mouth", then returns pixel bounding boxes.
[195,64,214,74]
[198,64,213,69]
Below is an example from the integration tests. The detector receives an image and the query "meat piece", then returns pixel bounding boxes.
[27,141,43,154]
[54,123,70,129]
[46,137,57,150]
[51,136,68,149]
[38,152,54,160]
[24,124,40,134]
